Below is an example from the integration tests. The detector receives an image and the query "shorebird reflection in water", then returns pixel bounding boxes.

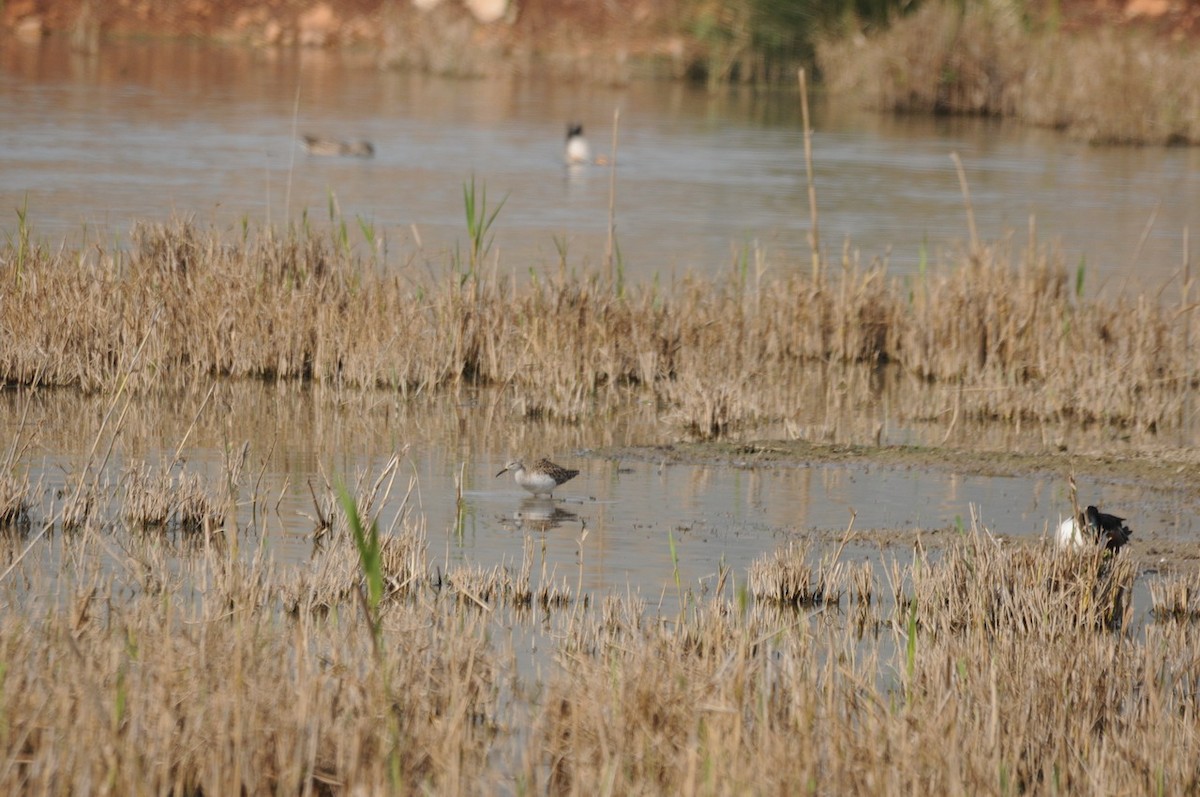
[496,458,579,498]
[301,134,375,158]
[1057,505,1133,552]
[513,497,579,532]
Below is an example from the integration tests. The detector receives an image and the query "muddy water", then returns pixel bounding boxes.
[4,384,1197,617]
[3,37,1199,290]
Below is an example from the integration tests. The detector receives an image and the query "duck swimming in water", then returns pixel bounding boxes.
[301,135,375,158]
[564,123,591,165]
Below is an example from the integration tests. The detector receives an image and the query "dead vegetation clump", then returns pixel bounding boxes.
[443,537,578,612]
[816,0,1200,144]
[902,530,1137,636]
[276,523,429,617]
[0,471,34,533]
[58,480,100,532]
[748,539,849,606]
[0,220,1194,439]
[123,461,225,534]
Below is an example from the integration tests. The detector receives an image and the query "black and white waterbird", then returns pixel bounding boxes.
[1056,505,1132,552]
[564,123,591,165]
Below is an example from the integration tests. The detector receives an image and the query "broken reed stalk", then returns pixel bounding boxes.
[1068,470,1081,531]
[950,151,980,260]
[799,67,821,281]
[283,82,301,225]
[171,381,217,466]
[1181,226,1193,436]
[1131,201,1161,278]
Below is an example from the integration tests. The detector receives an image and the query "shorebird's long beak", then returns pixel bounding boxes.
[495,466,509,478]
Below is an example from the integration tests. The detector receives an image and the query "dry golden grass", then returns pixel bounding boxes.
[0,452,1197,796]
[123,460,225,534]
[1,220,1193,443]
[748,539,848,606]
[534,532,1193,796]
[817,1,1200,144]
[0,549,502,794]
[0,472,33,533]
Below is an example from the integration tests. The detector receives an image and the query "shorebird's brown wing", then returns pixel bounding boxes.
[534,458,579,483]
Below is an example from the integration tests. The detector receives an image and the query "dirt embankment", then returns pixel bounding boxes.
[2,0,696,81]
[7,0,1200,92]
[12,1,1200,85]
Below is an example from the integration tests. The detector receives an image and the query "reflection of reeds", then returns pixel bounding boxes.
[0,396,35,533]
[1150,571,1200,621]
[0,220,1195,439]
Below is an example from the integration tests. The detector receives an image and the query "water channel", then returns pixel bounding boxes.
[3,37,1199,288]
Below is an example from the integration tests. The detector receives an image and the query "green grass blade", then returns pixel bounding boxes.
[337,484,384,637]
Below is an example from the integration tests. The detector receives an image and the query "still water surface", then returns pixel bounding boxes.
[2,38,1199,290]
[3,385,1197,614]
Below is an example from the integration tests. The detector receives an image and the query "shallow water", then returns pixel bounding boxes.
[4,384,1196,619]
[2,38,1199,291]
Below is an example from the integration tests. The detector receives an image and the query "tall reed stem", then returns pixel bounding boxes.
[799,68,821,281]
[605,107,621,292]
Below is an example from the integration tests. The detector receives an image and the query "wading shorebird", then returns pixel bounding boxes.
[564,123,591,165]
[496,458,579,498]
[301,134,375,158]
[1057,505,1132,552]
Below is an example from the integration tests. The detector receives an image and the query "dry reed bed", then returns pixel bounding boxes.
[536,533,1199,795]
[0,544,502,794]
[817,1,1200,145]
[2,504,1199,794]
[0,220,1193,437]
